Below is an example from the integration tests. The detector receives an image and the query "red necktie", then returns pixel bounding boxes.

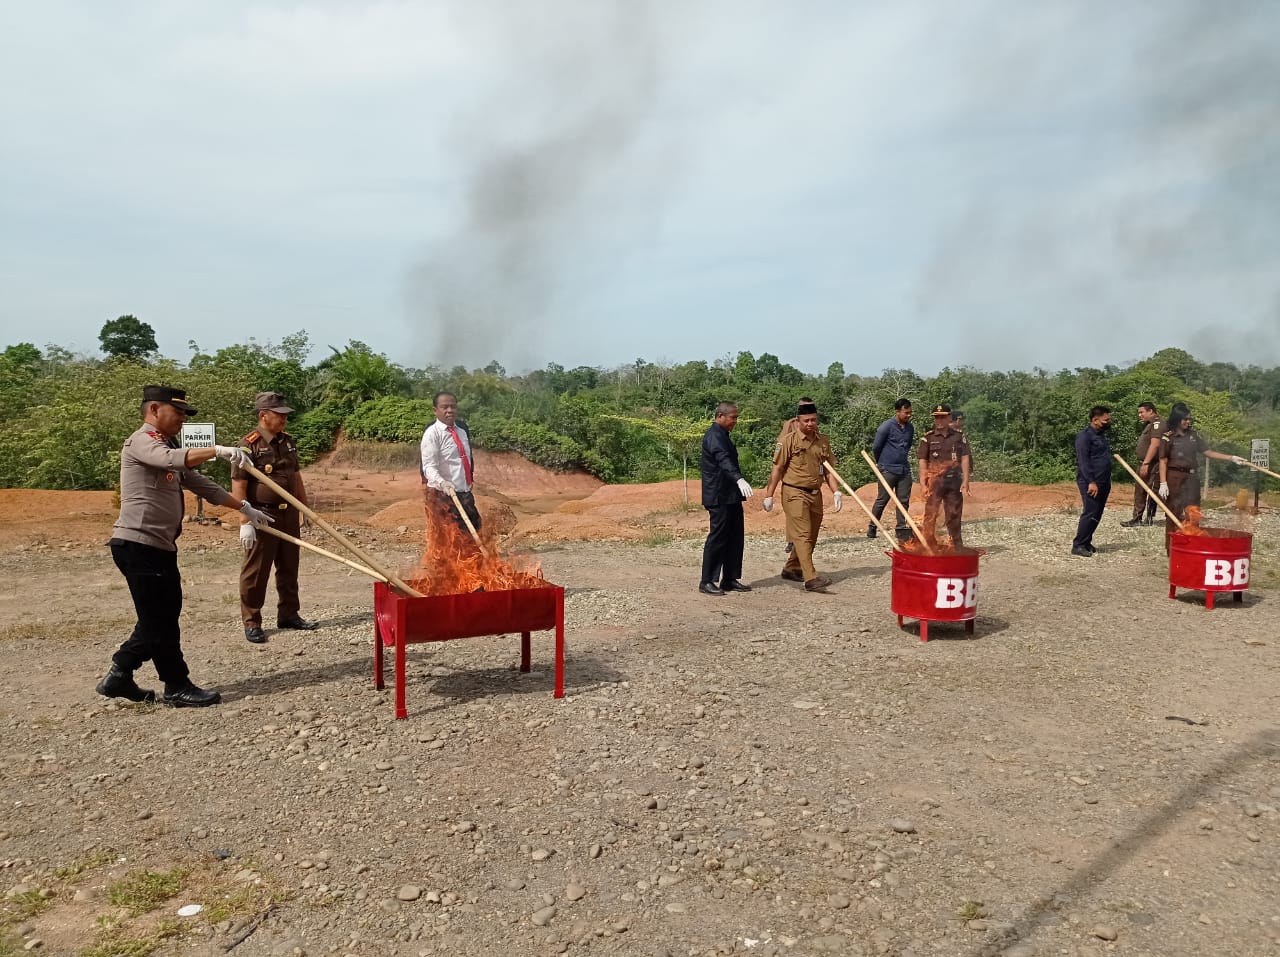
[447,426,473,488]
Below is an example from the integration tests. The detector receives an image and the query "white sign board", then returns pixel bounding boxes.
[181,423,216,449]
[1251,438,1269,470]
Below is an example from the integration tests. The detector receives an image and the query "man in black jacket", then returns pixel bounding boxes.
[1072,405,1113,557]
[699,402,754,595]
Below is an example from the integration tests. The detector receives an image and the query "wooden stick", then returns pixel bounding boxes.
[1113,454,1183,529]
[859,449,934,553]
[1243,461,1280,482]
[256,526,389,584]
[447,487,485,549]
[238,461,424,597]
[823,461,904,552]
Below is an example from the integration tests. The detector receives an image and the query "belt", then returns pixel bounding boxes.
[250,502,290,510]
[782,482,820,493]
[1167,466,1195,474]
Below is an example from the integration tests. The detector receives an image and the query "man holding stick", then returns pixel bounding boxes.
[1071,406,1113,557]
[1119,402,1163,528]
[918,404,971,549]
[420,391,482,549]
[98,386,274,707]
[868,399,914,541]
[762,401,840,592]
[233,392,319,643]
[698,402,753,595]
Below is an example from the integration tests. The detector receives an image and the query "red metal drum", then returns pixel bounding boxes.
[887,548,986,641]
[373,581,565,718]
[1168,529,1252,609]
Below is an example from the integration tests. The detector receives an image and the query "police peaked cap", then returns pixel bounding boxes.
[142,385,197,416]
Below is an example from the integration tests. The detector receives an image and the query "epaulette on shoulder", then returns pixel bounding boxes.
[243,431,261,444]
[1160,431,1172,441]
[144,429,163,441]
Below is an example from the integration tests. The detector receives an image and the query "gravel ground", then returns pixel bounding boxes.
[1,507,1278,957]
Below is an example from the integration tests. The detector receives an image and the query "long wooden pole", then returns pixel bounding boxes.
[256,526,389,584]
[859,449,933,553]
[1113,454,1183,529]
[239,461,424,597]
[1243,462,1280,482]
[447,487,485,549]
[822,461,903,551]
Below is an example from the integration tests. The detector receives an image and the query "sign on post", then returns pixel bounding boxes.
[1251,439,1269,470]
[181,423,216,449]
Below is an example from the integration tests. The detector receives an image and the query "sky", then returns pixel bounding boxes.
[1,0,1278,376]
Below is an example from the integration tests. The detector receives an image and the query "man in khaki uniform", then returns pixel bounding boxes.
[762,402,841,591]
[232,392,319,643]
[1120,401,1163,527]
[918,404,971,549]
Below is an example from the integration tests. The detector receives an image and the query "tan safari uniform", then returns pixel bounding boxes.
[1132,417,1164,520]
[1158,428,1207,554]
[114,426,234,550]
[918,426,970,547]
[773,430,835,582]
[233,430,303,628]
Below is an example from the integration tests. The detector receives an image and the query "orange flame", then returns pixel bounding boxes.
[1181,505,1207,537]
[410,491,544,596]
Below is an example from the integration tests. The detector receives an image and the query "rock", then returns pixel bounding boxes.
[565,884,586,901]
[531,848,554,861]
[397,885,422,902]
[23,940,43,952]
[890,819,917,834]
[531,905,557,927]
[829,894,851,909]
[1092,925,1118,941]
[505,879,525,891]
[664,902,687,914]
[588,844,602,860]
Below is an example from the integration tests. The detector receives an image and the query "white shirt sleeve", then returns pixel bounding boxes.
[421,423,446,490]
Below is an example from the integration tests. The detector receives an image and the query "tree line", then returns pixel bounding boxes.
[1,317,1277,493]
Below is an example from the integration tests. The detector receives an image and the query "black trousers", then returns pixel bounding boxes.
[109,539,189,686]
[701,503,745,586]
[1073,481,1111,549]
[870,470,913,537]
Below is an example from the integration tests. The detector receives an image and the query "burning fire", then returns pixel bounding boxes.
[410,493,545,596]
[1181,505,1207,536]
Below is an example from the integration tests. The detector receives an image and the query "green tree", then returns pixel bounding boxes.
[606,414,709,504]
[98,315,158,361]
[312,341,407,408]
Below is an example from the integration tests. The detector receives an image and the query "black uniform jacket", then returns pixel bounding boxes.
[700,422,746,508]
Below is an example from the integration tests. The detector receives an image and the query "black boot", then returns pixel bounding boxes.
[96,665,156,703]
[162,683,221,708]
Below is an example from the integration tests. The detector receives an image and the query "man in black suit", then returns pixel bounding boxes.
[699,402,754,595]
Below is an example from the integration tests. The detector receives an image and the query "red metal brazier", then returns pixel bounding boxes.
[887,548,986,642]
[1168,529,1252,609]
[373,580,565,719]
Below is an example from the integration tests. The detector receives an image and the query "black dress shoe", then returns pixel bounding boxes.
[277,617,319,630]
[804,575,833,592]
[720,580,752,592]
[866,526,877,539]
[698,582,724,595]
[95,665,156,703]
[162,683,221,708]
[1070,546,1095,557]
[244,626,267,644]
[1119,518,1142,528]
[780,569,805,582]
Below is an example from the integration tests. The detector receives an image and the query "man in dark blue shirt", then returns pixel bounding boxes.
[1072,405,1113,557]
[699,402,754,595]
[868,399,915,540]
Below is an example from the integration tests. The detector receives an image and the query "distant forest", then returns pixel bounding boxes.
[1,319,1277,492]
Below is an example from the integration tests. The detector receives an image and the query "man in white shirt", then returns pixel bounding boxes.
[420,391,482,542]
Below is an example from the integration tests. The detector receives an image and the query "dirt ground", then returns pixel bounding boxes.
[1,456,1278,957]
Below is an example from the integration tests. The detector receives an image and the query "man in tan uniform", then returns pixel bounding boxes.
[1120,401,1163,527]
[233,392,319,643]
[98,386,273,707]
[762,402,841,591]
[918,404,971,549]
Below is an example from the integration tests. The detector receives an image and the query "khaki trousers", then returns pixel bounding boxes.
[781,486,823,581]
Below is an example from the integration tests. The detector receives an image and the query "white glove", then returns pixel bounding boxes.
[214,445,251,470]
[736,478,753,499]
[832,491,843,513]
[437,481,456,496]
[239,501,275,529]
[239,524,257,551]
[1232,456,1246,466]
[762,496,774,513]
[1158,482,1170,500]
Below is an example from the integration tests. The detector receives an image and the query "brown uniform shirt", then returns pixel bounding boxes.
[1158,429,1207,471]
[773,430,835,490]
[918,427,971,487]
[233,430,300,504]
[1136,419,1164,466]
[112,425,234,551]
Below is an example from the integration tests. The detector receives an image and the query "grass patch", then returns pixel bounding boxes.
[638,531,676,547]
[105,869,186,917]
[79,920,181,957]
[956,900,988,921]
[55,849,116,884]
[0,931,23,957]
[0,888,52,924]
